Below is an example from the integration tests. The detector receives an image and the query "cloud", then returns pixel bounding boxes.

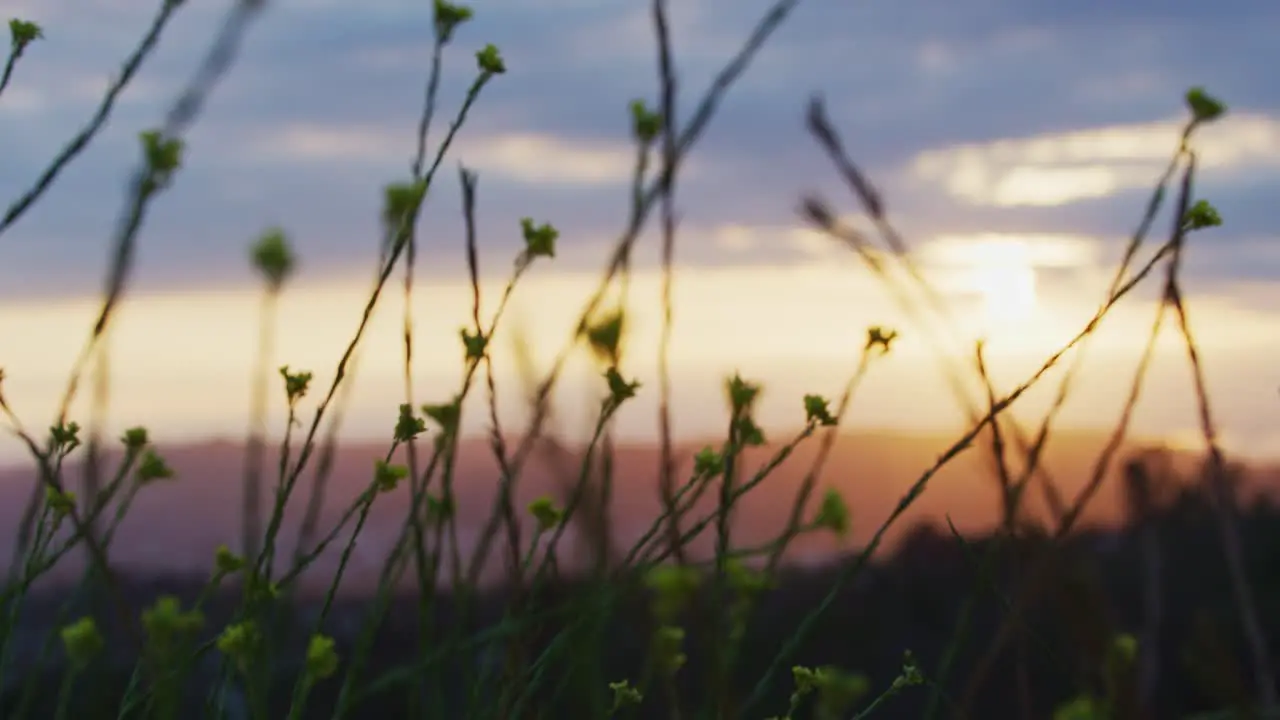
[908,113,1280,207]
[455,133,641,185]
[2,0,1279,321]
[918,233,1101,269]
[707,218,863,258]
[248,124,399,162]
[246,124,644,185]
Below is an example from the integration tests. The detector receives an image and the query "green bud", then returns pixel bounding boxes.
[1185,87,1227,124]
[866,326,898,353]
[527,495,563,532]
[136,449,175,484]
[476,43,506,75]
[306,633,339,680]
[519,218,558,260]
[138,130,184,194]
[394,403,427,443]
[803,394,837,427]
[604,367,640,410]
[461,328,488,361]
[1181,199,1223,232]
[374,460,409,494]
[433,0,474,42]
[45,486,76,519]
[215,544,245,575]
[8,19,44,51]
[121,426,150,449]
[422,397,462,436]
[813,488,850,538]
[725,373,761,414]
[216,621,260,671]
[608,679,643,712]
[250,227,296,291]
[629,99,663,143]
[279,366,313,403]
[653,625,687,676]
[693,446,725,479]
[60,617,104,669]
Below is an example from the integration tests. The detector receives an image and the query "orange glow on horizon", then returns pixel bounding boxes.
[1,251,1278,463]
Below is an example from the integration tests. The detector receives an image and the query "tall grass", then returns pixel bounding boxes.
[0,2,1274,719]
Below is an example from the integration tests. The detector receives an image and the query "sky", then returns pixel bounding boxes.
[1,0,1279,465]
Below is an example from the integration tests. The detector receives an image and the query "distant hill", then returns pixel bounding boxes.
[2,428,1275,593]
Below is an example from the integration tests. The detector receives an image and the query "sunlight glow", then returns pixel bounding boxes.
[2,233,1278,463]
[919,235,1058,336]
[967,239,1038,328]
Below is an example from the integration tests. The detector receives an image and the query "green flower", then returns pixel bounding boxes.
[306,633,340,681]
[653,625,686,677]
[215,544,245,575]
[803,394,836,427]
[734,415,766,447]
[138,130,184,193]
[725,558,771,596]
[247,574,281,605]
[50,421,81,455]
[1182,199,1223,232]
[520,218,558,259]
[866,326,899,354]
[394,403,427,443]
[382,179,429,239]
[476,43,506,74]
[527,496,563,532]
[693,446,725,479]
[250,227,296,291]
[1053,695,1103,720]
[608,679,643,712]
[1105,632,1139,686]
[792,665,823,696]
[121,426,150,450]
[814,666,875,712]
[141,596,205,655]
[890,650,924,692]
[60,617,104,669]
[45,486,77,519]
[422,397,462,436]
[1185,86,1227,124]
[374,460,409,494]
[725,373,762,413]
[136,449,175,484]
[461,328,488,361]
[604,367,640,410]
[279,366,313,404]
[216,621,260,670]
[645,564,700,622]
[9,19,44,52]
[585,309,626,363]
[813,488,850,538]
[1110,633,1138,667]
[433,0,473,42]
[629,99,663,143]
[425,493,455,524]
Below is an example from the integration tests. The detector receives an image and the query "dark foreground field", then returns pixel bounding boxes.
[3,452,1278,720]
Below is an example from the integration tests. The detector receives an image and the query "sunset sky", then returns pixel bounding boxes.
[2,0,1279,466]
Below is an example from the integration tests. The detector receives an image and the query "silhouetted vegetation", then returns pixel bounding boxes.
[4,451,1277,718]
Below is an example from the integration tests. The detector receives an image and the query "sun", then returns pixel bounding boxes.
[938,236,1041,335]
[970,247,1037,328]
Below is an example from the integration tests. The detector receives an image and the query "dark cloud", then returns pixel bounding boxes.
[0,0,1277,302]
